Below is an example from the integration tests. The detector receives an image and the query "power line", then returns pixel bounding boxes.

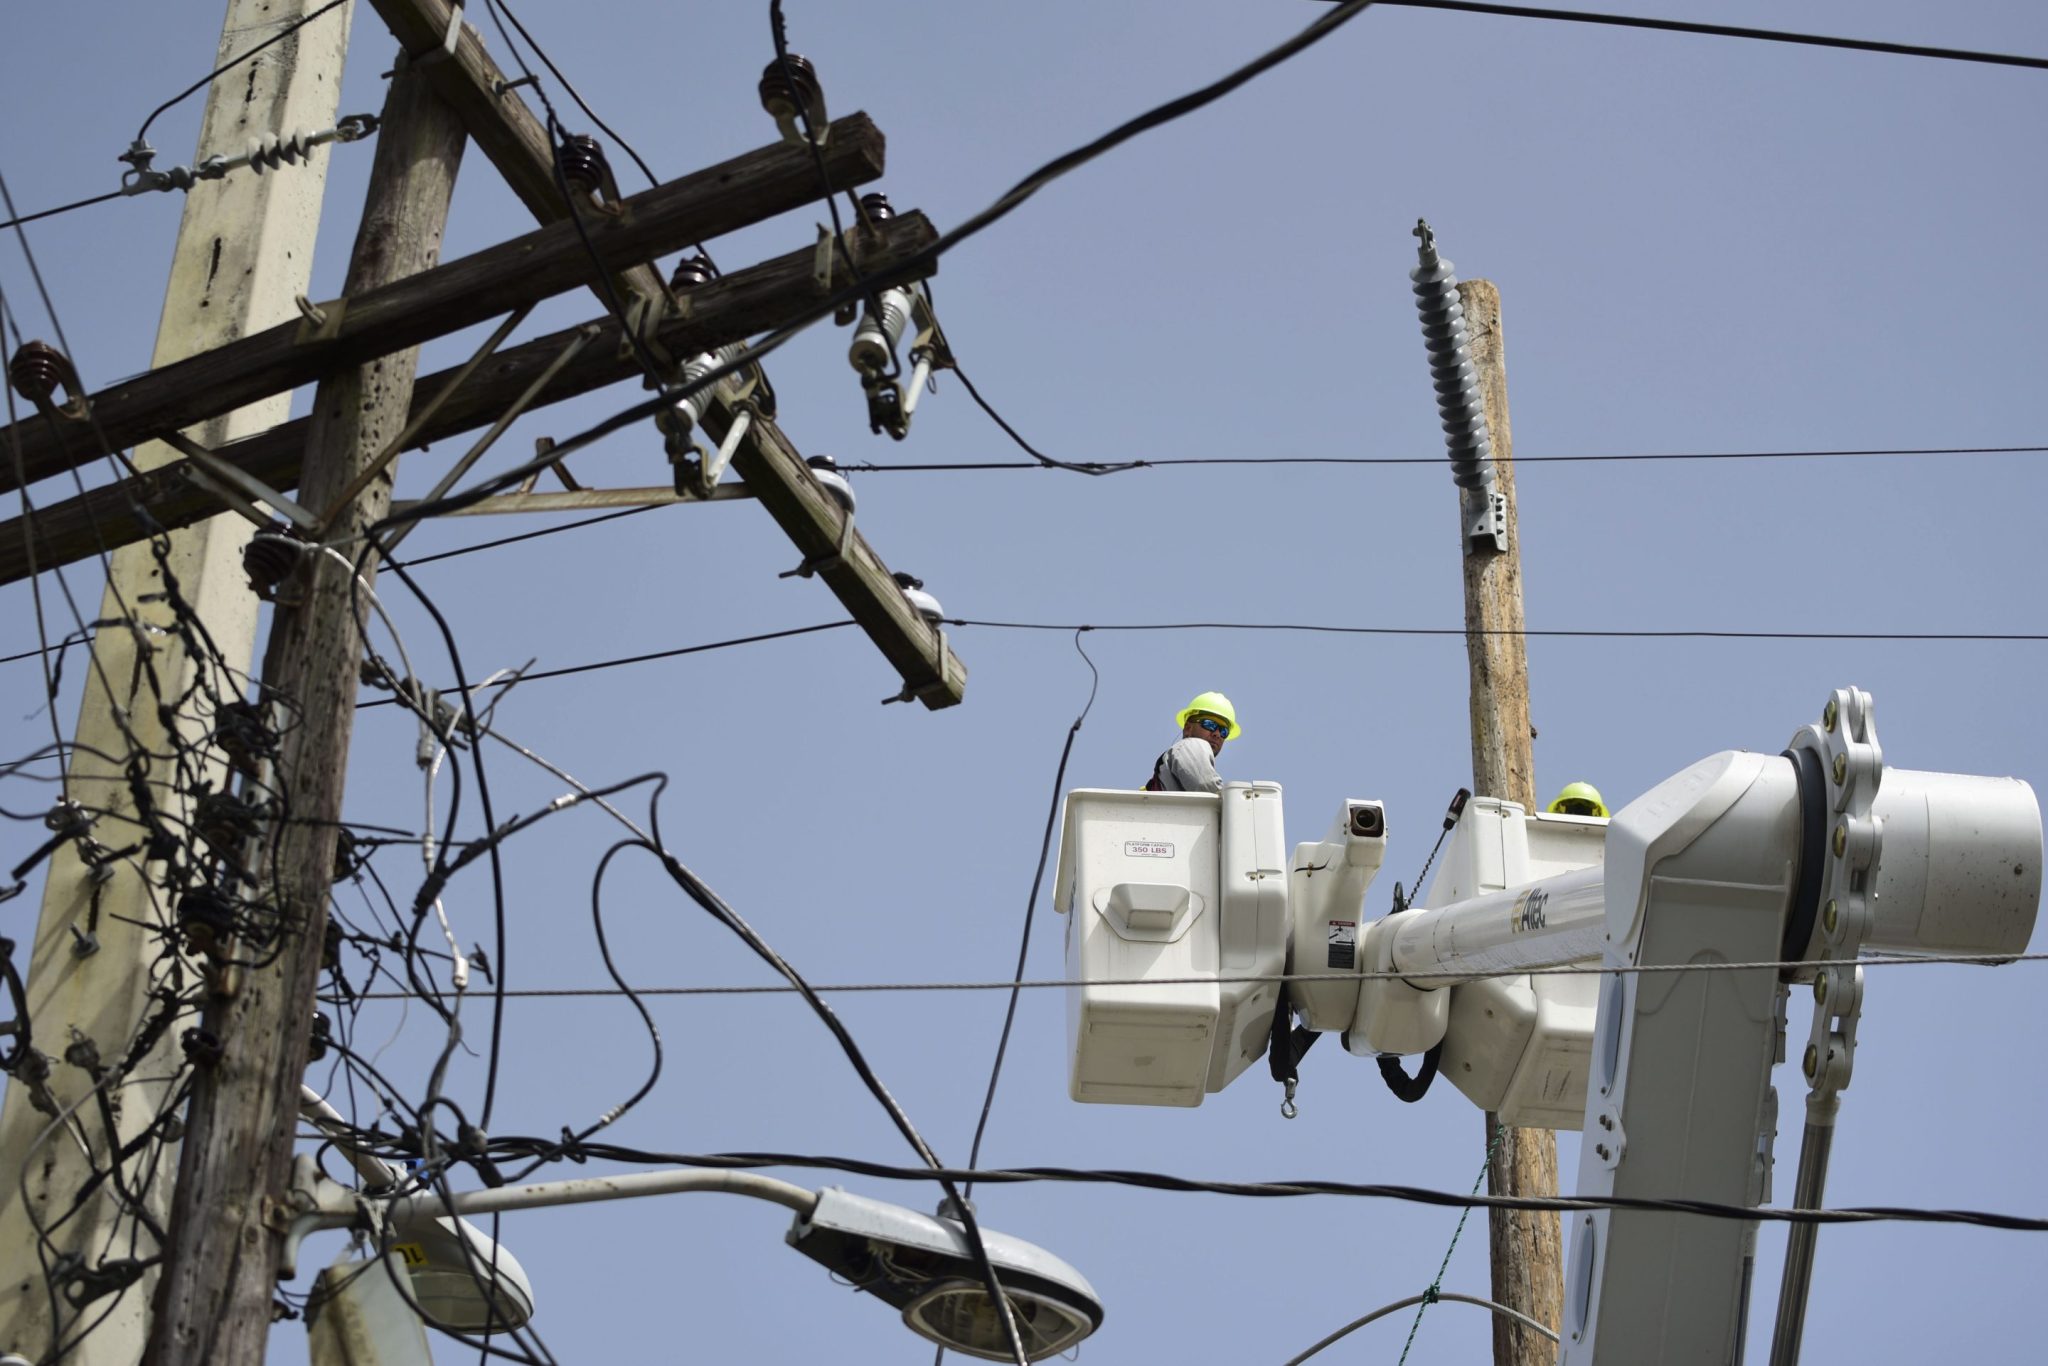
[135,0,353,144]
[844,444,2048,473]
[1353,0,2048,72]
[400,504,663,568]
[476,1146,2048,1235]
[950,619,2048,643]
[354,621,857,706]
[340,949,2048,1001]
[0,190,126,234]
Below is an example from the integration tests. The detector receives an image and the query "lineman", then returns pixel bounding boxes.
[1547,781,1609,818]
[1144,692,1240,794]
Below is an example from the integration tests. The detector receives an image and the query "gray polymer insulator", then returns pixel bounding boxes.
[1410,219,1495,496]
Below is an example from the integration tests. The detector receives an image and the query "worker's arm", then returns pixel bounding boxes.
[1162,737,1224,794]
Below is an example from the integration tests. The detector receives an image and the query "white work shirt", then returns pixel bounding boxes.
[1152,736,1223,794]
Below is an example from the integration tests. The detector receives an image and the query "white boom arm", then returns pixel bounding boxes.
[1055,688,2041,1364]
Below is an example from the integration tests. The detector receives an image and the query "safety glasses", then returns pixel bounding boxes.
[1193,717,1228,737]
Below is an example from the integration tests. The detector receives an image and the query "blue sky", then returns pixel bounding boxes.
[4,1,2046,1362]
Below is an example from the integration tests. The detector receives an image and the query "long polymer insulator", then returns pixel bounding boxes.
[1410,219,1495,495]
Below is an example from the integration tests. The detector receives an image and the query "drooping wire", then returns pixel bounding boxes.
[964,630,1100,1187]
[135,0,353,145]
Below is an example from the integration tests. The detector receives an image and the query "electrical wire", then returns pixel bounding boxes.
[1354,0,2048,72]
[950,619,2048,643]
[0,190,126,234]
[963,631,1099,1189]
[135,0,353,144]
[332,612,2048,712]
[451,1146,2048,1234]
[842,443,2048,473]
[1284,1290,1557,1366]
[354,621,857,707]
[338,948,2048,1001]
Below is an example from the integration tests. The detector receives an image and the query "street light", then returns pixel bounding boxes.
[286,1162,1102,1362]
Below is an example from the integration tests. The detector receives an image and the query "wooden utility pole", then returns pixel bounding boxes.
[0,4,349,1362]
[144,58,466,1366]
[1456,277,1565,1364]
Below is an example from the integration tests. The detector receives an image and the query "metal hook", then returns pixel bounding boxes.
[1280,1077,1299,1120]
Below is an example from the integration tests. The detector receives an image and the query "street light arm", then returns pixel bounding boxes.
[299,1163,821,1237]
[393,1167,821,1223]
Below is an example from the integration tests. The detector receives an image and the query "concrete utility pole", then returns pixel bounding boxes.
[144,57,466,1366]
[0,3,349,1362]
[1454,278,1565,1364]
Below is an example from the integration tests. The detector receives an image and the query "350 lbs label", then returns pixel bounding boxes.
[1124,840,1174,858]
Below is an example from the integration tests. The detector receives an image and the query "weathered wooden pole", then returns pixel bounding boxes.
[145,56,466,1365]
[1454,276,1565,1366]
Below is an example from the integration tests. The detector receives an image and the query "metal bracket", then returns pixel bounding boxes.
[162,431,322,533]
[1784,686,1883,1103]
[1463,486,1507,553]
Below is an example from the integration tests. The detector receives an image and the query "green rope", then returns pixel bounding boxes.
[1396,1121,1509,1365]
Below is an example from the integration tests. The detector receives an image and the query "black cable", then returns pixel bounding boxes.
[501,1147,2048,1234]
[324,610,2048,719]
[949,619,2048,643]
[1352,0,2048,72]
[355,621,857,707]
[633,774,1030,1366]
[0,190,125,234]
[135,0,353,144]
[389,506,661,571]
[964,631,1099,1189]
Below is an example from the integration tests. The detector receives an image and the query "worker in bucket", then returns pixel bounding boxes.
[1547,781,1610,818]
[1144,692,1240,794]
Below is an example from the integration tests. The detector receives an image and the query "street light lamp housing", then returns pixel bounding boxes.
[785,1187,1103,1362]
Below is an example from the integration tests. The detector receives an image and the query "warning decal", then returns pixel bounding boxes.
[1124,840,1174,858]
[1327,920,1357,970]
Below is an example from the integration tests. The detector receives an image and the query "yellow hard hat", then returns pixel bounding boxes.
[1547,782,1608,818]
[1175,691,1241,740]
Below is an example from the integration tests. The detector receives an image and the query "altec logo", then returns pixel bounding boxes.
[1511,886,1548,933]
